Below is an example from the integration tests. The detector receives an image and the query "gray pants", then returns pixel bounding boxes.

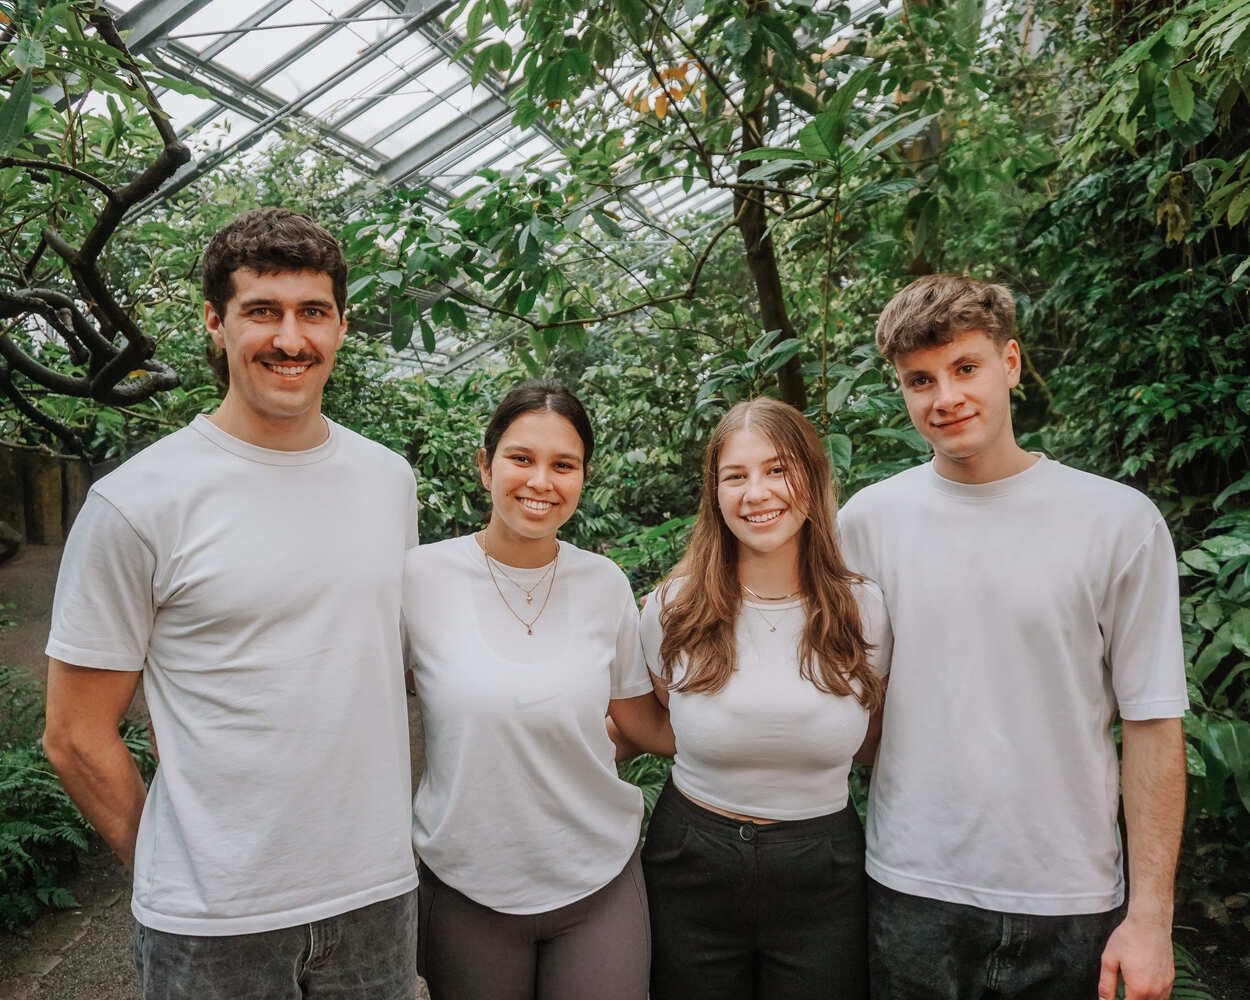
[417,851,650,1000]
[132,888,418,1000]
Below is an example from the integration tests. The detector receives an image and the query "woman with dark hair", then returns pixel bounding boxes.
[402,379,673,1000]
[639,397,891,1000]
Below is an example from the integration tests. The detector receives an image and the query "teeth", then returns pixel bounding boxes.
[269,364,308,376]
[745,511,783,523]
[521,499,554,511]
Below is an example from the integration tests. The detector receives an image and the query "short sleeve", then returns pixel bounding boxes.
[45,491,156,671]
[609,574,652,700]
[638,585,664,675]
[404,468,419,550]
[1101,517,1188,720]
[855,579,892,678]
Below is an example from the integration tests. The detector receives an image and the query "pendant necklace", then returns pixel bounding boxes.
[486,553,556,604]
[484,541,559,636]
[741,583,800,634]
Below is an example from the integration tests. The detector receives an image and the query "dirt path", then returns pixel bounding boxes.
[0,544,429,999]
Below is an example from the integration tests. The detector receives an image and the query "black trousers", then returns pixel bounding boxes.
[642,779,868,1000]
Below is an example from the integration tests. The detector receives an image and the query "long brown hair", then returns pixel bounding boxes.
[657,398,884,711]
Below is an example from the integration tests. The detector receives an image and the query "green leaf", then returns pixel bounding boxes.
[1228,185,1250,227]
[515,344,541,377]
[346,274,375,300]
[390,312,414,351]
[1186,742,1207,778]
[591,210,623,239]
[420,315,437,353]
[859,113,941,161]
[0,71,33,156]
[825,433,852,472]
[1231,256,1250,285]
[1214,473,1250,509]
[516,287,538,314]
[489,0,509,31]
[1167,69,1194,123]
[1230,608,1250,658]
[1206,719,1250,779]
[1181,548,1220,575]
[724,18,753,58]
[379,269,404,289]
[1194,623,1234,684]
[466,0,486,39]
[1163,16,1190,49]
[12,38,46,72]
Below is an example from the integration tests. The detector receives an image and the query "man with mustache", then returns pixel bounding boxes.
[42,209,419,999]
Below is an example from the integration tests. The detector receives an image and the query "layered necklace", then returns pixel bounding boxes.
[740,582,801,633]
[482,537,559,636]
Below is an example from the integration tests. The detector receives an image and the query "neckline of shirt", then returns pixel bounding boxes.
[926,453,1050,500]
[191,413,338,466]
[462,532,564,575]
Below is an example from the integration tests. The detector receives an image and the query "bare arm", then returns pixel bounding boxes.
[1098,716,1186,1000]
[42,658,147,871]
[608,681,675,759]
[853,702,884,765]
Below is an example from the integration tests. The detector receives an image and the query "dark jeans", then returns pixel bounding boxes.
[868,879,1127,999]
[132,888,418,1000]
[643,779,868,1000]
[416,850,649,1000]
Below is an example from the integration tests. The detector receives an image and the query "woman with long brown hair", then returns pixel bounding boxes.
[638,397,890,1000]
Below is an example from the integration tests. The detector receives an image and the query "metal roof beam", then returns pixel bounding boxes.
[378,94,512,186]
[116,0,215,52]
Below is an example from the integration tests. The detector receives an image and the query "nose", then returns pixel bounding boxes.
[933,376,965,412]
[526,464,552,491]
[272,312,303,355]
[743,473,770,503]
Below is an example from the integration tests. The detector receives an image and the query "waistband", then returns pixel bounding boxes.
[656,779,860,844]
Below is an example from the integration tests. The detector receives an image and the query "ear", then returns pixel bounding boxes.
[1002,338,1022,390]
[477,448,491,490]
[205,301,225,347]
[335,315,347,350]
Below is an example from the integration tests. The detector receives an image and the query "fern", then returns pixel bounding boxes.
[1170,942,1218,1000]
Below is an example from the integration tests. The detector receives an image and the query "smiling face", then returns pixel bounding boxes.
[480,409,586,553]
[716,428,807,561]
[206,267,346,449]
[894,328,1027,483]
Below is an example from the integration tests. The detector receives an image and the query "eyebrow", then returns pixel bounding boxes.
[500,443,583,462]
[237,297,336,309]
[718,456,782,472]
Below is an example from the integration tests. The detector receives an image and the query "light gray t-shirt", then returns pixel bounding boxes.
[404,535,654,914]
[47,415,419,934]
[640,577,891,820]
[838,456,1188,915]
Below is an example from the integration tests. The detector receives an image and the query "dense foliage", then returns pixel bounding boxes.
[0,663,156,930]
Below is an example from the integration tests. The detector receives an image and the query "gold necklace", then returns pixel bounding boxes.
[741,582,800,602]
[486,552,556,604]
[484,543,559,636]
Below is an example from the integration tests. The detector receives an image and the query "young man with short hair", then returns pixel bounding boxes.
[838,274,1187,1000]
[42,208,420,999]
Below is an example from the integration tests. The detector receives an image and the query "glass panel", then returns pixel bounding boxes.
[162,1,273,53]
[261,2,394,101]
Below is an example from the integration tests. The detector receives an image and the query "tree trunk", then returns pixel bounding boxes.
[735,99,807,410]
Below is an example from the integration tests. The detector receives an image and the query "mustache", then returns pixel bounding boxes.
[257,353,320,365]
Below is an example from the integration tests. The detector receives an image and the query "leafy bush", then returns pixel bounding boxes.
[0,665,156,930]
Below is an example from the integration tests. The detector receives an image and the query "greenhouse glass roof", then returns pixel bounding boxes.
[102,0,902,370]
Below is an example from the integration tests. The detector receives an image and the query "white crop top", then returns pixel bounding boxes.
[639,578,891,820]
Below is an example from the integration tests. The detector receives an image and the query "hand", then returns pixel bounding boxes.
[1097,913,1174,1000]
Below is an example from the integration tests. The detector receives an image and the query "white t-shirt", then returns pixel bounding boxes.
[838,456,1187,915]
[639,577,892,820]
[404,535,654,914]
[46,415,419,935]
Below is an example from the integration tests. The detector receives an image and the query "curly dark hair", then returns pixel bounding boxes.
[202,209,347,383]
